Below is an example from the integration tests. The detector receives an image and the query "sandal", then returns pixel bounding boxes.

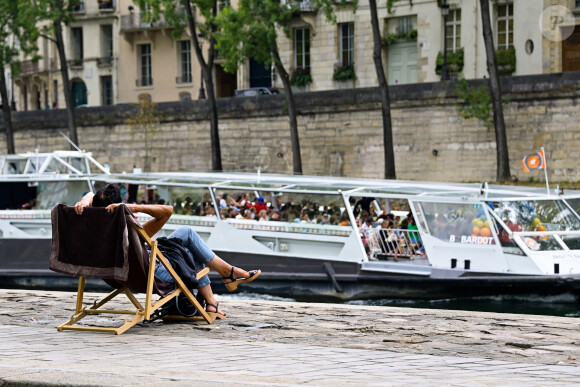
[222,266,261,292]
[206,302,226,319]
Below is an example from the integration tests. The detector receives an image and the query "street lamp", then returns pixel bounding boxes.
[440,0,450,81]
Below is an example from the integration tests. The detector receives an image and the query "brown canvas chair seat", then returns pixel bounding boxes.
[50,204,215,334]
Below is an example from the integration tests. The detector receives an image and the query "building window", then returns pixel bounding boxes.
[71,27,83,64]
[101,25,113,59]
[178,40,192,84]
[496,3,513,49]
[576,0,580,9]
[397,16,413,35]
[294,27,310,70]
[101,76,113,106]
[138,44,152,87]
[98,0,114,10]
[446,9,461,52]
[72,0,85,12]
[339,22,354,66]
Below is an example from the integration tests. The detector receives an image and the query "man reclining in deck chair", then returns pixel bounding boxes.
[74,184,261,318]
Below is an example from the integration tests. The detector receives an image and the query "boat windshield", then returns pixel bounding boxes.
[490,199,580,252]
[564,198,580,218]
[490,199,580,231]
[415,202,495,245]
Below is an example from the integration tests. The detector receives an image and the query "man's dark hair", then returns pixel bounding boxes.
[92,184,122,207]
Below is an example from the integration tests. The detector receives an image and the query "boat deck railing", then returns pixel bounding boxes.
[0,210,52,219]
[138,214,353,237]
[367,228,426,261]
[1,210,353,238]
[224,219,352,236]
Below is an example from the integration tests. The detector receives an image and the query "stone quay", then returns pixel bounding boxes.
[1,289,580,385]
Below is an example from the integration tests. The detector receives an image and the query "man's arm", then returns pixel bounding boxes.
[107,203,173,237]
[74,192,95,215]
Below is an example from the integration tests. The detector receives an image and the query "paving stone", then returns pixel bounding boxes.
[1,290,580,385]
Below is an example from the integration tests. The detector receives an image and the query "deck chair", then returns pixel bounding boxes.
[49,203,215,335]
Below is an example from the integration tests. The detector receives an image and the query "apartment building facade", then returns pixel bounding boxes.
[10,0,580,111]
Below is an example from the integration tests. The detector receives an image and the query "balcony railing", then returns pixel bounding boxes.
[19,59,58,76]
[97,56,114,67]
[121,13,168,32]
[68,59,83,69]
[136,77,153,87]
[176,74,192,84]
[299,0,316,12]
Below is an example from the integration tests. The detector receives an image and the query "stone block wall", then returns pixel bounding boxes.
[1,72,580,183]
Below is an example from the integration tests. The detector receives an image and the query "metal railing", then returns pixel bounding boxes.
[120,14,168,32]
[97,57,113,67]
[176,74,192,84]
[366,228,425,260]
[225,219,352,236]
[137,213,352,236]
[136,77,153,87]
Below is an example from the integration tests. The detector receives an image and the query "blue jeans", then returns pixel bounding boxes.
[154,226,215,289]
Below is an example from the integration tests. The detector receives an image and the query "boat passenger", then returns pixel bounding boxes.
[74,184,261,318]
[270,210,281,221]
[258,210,269,222]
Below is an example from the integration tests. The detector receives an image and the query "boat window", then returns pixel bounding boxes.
[350,197,410,222]
[93,181,218,225]
[67,157,89,174]
[490,200,580,232]
[490,199,580,252]
[416,202,495,245]
[4,159,27,174]
[216,189,348,224]
[564,198,580,218]
[36,181,90,209]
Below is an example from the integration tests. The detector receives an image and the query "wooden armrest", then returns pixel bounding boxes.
[196,267,210,280]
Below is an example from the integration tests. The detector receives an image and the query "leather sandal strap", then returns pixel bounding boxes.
[222,266,236,281]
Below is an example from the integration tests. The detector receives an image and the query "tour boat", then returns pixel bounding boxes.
[2,150,580,301]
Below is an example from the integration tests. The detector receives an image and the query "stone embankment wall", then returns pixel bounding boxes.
[1,73,580,183]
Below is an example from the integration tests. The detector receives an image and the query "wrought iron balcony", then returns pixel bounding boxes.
[136,77,153,87]
[97,57,114,67]
[18,59,58,76]
[176,74,193,84]
[68,58,83,69]
[121,13,168,32]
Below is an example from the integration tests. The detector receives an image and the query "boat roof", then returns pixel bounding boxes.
[2,151,578,201]
[0,150,110,181]
[97,171,580,202]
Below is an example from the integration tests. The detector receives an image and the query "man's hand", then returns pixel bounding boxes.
[74,201,88,215]
[74,192,95,215]
[106,203,121,213]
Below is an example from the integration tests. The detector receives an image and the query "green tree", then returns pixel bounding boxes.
[370,0,396,179]
[135,0,223,172]
[32,0,80,149]
[216,0,345,175]
[479,0,510,182]
[455,78,493,130]
[0,1,39,154]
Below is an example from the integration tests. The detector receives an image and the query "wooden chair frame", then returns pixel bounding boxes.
[58,225,214,335]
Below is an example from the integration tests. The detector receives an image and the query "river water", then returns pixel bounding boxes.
[219,292,580,318]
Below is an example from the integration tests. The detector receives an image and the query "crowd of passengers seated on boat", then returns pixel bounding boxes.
[166,192,423,259]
